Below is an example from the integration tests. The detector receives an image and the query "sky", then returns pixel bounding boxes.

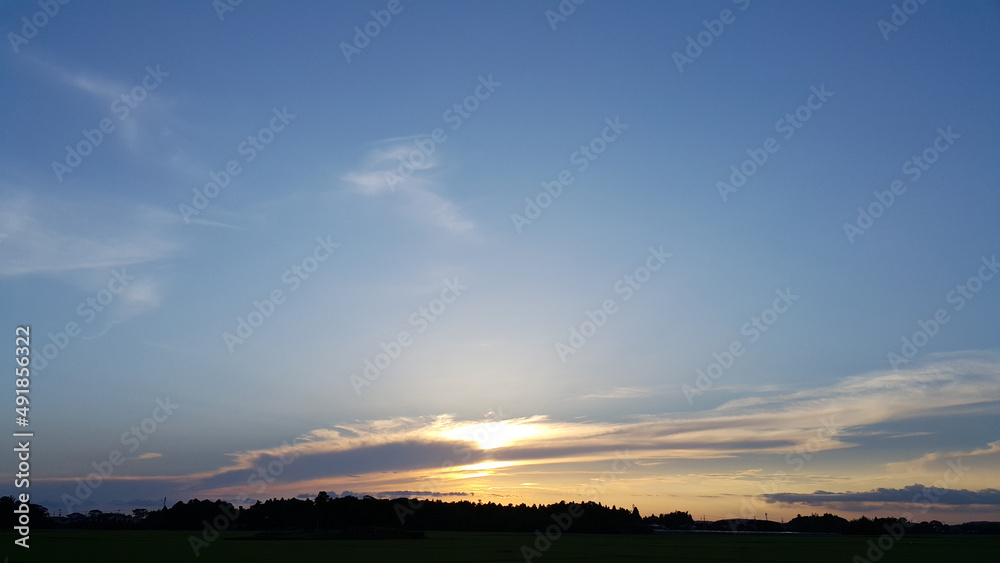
[1,0,998,525]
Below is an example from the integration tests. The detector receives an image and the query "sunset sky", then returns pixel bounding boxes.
[2,1,998,524]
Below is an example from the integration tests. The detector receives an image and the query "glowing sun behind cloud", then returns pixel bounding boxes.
[441,418,543,450]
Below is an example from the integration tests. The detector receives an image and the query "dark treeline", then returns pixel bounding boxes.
[4,494,998,536]
[784,513,999,535]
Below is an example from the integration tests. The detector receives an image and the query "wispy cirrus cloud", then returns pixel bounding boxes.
[27,55,136,101]
[0,191,178,278]
[885,440,1000,474]
[574,386,660,400]
[712,352,1000,425]
[341,137,474,234]
[26,56,179,155]
[341,141,438,196]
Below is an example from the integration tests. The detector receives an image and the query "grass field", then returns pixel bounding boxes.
[4,530,999,562]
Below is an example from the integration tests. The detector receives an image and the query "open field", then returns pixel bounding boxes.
[4,530,1000,562]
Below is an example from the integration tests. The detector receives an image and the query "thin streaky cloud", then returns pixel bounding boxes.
[0,192,177,278]
[341,138,474,233]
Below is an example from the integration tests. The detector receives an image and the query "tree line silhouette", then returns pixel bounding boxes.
[3,494,997,536]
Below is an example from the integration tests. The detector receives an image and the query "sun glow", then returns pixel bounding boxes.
[441,419,543,450]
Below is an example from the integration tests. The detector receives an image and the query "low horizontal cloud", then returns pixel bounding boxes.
[763,485,1000,507]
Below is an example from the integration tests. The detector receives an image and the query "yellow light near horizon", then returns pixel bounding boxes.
[431,461,521,483]
[459,461,517,472]
[449,471,490,480]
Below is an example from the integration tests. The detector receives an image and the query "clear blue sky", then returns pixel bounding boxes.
[2,0,998,522]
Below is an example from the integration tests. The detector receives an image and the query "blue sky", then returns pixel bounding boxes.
[2,0,998,522]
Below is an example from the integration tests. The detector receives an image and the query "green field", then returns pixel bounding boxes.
[4,530,999,562]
